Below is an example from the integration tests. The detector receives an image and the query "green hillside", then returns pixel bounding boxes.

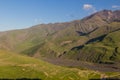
[0,10,120,73]
[0,50,109,80]
[67,24,120,63]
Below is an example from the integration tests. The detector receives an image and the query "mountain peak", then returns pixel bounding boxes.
[83,10,120,23]
[94,10,120,21]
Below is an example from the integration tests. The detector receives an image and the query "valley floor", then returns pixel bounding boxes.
[41,57,120,72]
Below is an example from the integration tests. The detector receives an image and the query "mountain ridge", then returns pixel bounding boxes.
[0,10,120,66]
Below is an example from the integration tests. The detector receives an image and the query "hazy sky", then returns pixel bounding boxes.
[0,0,120,31]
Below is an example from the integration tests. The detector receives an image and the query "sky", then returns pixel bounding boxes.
[0,0,120,31]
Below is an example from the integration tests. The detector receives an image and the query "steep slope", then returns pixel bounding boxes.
[0,23,70,52]
[38,10,120,58]
[65,22,120,64]
[0,10,120,64]
[37,10,120,58]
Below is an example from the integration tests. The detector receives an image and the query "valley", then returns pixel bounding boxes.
[0,10,120,79]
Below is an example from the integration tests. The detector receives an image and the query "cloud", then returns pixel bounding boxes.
[83,4,93,10]
[112,5,120,9]
[83,4,97,13]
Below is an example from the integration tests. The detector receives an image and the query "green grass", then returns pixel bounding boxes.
[0,11,120,79]
[0,50,109,80]
[66,28,120,63]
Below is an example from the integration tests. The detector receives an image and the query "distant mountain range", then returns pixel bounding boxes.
[0,10,120,66]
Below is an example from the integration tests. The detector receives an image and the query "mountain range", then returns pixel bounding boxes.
[0,10,120,79]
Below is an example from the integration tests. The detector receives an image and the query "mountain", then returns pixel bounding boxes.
[63,10,120,64]
[0,10,120,67]
[0,10,120,79]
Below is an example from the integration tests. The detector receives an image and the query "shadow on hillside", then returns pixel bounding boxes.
[86,34,106,44]
[0,78,41,80]
[71,45,84,50]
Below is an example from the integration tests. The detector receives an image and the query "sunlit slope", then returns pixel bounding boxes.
[67,26,120,63]
[0,50,105,80]
[0,10,120,64]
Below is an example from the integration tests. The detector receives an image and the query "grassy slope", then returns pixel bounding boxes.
[18,16,120,59]
[68,27,120,63]
[0,10,119,79]
[0,10,120,64]
[0,50,108,80]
